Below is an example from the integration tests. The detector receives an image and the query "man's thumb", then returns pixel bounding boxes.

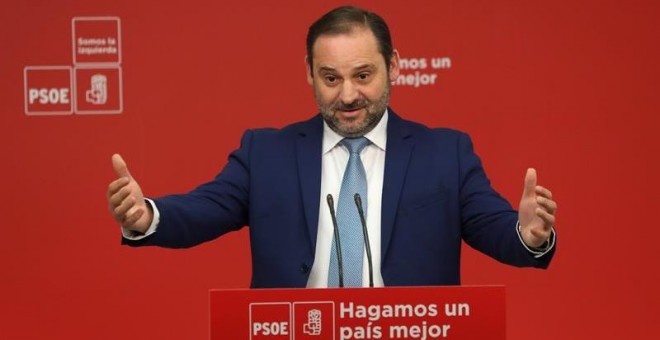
[112,154,131,178]
[522,168,537,198]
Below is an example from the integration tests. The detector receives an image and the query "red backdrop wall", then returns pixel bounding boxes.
[1,0,659,339]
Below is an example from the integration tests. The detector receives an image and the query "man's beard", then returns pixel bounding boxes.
[316,84,390,138]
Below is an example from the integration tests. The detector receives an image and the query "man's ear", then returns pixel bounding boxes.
[389,49,401,82]
[305,55,313,85]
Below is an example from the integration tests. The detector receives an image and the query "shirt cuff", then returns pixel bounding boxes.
[516,221,556,258]
[120,198,160,240]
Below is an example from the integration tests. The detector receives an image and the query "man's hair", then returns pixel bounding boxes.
[306,6,393,75]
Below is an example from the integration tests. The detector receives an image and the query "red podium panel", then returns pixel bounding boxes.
[210,286,504,339]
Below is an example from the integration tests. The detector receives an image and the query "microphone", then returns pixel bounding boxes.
[326,194,344,288]
[354,193,374,288]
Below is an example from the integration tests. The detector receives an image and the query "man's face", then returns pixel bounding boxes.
[307,27,399,137]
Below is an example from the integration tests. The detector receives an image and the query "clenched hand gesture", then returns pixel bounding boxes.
[518,168,557,248]
[106,154,153,234]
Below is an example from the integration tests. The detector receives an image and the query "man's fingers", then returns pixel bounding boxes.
[535,185,553,200]
[112,154,131,179]
[519,172,557,247]
[113,196,137,220]
[107,177,130,198]
[123,207,145,227]
[107,153,150,231]
[536,196,557,214]
[109,186,132,207]
[535,207,555,226]
[522,168,537,198]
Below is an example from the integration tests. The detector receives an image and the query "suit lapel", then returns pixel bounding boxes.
[296,115,324,252]
[381,110,414,262]
[294,111,413,263]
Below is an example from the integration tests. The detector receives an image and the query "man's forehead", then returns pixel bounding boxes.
[311,28,383,69]
[312,27,378,51]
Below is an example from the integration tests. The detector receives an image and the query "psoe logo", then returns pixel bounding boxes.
[24,66,73,116]
[74,66,122,114]
[22,16,123,116]
[303,309,322,336]
[293,302,334,339]
[86,74,108,105]
[250,302,292,339]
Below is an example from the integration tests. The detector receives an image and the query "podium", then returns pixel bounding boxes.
[210,286,504,339]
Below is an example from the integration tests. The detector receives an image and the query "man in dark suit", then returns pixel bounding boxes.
[107,6,557,288]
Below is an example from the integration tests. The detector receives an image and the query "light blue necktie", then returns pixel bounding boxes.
[328,137,370,287]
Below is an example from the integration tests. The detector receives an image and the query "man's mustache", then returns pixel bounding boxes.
[332,99,369,111]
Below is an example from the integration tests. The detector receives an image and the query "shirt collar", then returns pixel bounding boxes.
[322,109,389,154]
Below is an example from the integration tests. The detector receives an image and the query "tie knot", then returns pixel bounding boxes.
[341,137,370,154]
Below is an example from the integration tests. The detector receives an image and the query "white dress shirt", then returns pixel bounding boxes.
[306,111,389,288]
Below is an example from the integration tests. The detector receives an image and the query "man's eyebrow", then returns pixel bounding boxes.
[316,64,377,73]
[354,64,376,71]
[318,66,336,73]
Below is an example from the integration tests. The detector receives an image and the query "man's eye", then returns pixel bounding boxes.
[358,73,370,80]
[325,75,337,83]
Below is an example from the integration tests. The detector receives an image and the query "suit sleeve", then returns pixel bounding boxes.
[457,132,554,268]
[122,130,254,248]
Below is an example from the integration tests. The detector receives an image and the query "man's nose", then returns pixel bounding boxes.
[339,80,359,104]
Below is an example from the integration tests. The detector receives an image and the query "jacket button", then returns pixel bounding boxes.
[300,263,310,273]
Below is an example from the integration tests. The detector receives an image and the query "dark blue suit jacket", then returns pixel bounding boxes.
[125,110,554,287]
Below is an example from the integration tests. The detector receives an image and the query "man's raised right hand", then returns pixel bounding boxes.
[107,154,153,234]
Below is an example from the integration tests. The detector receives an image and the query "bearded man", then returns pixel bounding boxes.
[107,6,557,288]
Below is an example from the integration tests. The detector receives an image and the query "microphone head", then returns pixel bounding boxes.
[327,194,334,206]
[354,193,362,206]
